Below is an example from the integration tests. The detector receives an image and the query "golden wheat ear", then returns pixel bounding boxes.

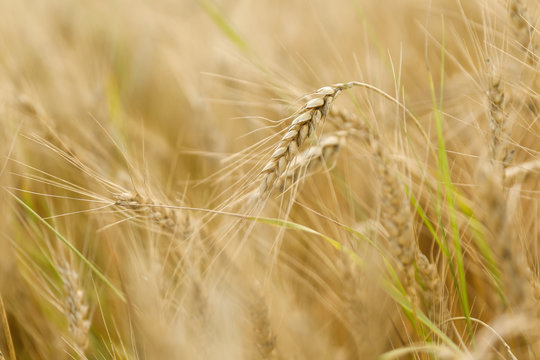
[416,253,449,331]
[113,191,197,238]
[272,130,348,194]
[510,0,538,63]
[257,83,358,200]
[369,131,417,306]
[60,264,91,357]
[487,69,513,179]
[248,282,279,360]
[480,59,540,313]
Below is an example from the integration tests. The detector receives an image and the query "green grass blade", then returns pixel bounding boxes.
[7,190,126,302]
[428,18,472,335]
[197,0,250,54]
[248,216,362,265]
[383,279,461,353]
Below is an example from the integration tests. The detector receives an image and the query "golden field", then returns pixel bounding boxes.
[1,0,540,359]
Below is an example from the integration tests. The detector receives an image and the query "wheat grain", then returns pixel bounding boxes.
[8,1,540,358]
[484,45,540,313]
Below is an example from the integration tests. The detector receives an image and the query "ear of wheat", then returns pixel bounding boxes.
[114,191,194,237]
[249,283,278,360]
[273,130,348,194]
[488,70,513,176]
[61,265,91,357]
[258,82,358,199]
[483,59,538,312]
[370,133,418,306]
[416,253,449,330]
[510,0,538,62]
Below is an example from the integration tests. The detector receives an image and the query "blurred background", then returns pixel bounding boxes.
[2,0,540,359]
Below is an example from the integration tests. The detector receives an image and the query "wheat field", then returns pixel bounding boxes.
[1,0,540,359]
